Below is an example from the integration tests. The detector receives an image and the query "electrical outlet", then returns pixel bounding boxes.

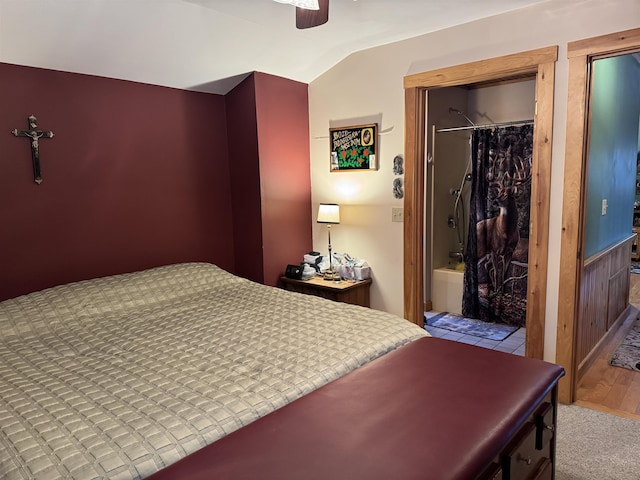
[602,198,608,215]
[392,207,404,222]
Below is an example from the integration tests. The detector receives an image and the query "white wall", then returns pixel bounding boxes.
[308,0,640,362]
[428,87,470,274]
[467,80,536,125]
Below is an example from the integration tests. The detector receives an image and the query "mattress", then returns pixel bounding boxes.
[0,263,427,479]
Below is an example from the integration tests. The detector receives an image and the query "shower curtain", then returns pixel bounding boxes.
[462,125,533,327]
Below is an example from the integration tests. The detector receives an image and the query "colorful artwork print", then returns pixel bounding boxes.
[330,124,378,171]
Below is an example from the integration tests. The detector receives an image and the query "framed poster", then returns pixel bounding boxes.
[330,123,378,171]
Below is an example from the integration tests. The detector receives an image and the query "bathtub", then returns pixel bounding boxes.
[432,266,464,315]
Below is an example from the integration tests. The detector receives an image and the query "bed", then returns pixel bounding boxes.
[0,262,428,479]
[1,262,565,480]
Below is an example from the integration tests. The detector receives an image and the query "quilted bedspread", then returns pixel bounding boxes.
[0,263,427,479]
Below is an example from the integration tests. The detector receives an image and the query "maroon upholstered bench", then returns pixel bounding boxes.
[148,337,565,480]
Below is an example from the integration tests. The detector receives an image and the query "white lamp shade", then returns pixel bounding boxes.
[317,203,340,224]
[273,0,319,10]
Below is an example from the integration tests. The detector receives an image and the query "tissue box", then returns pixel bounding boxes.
[338,265,371,281]
[354,266,371,281]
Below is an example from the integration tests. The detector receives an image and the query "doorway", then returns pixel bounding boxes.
[403,46,558,360]
[427,82,536,332]
[557,27,640,404]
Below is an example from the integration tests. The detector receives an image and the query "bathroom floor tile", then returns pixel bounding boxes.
[424,312,525,356]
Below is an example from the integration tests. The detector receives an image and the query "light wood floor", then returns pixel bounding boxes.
[575,273,640,421]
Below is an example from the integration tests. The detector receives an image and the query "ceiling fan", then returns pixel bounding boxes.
[274,0,329,29]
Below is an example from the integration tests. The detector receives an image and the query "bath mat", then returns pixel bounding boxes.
[609,315,640,371]
[424,312,518,341]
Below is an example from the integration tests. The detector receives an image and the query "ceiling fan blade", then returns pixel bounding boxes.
[296,0,328,29]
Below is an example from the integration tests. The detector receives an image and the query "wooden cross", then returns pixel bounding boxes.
[12,115,54,185]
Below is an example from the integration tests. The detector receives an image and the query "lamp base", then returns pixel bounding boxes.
[322,270,340,281]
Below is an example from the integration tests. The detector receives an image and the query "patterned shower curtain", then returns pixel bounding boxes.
[462,125,533,327]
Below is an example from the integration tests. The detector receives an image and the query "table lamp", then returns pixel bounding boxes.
[317,203,340,281]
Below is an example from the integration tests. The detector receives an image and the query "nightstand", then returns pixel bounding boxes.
[280,275,372,307]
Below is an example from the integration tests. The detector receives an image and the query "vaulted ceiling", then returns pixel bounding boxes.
[0,0,548,94]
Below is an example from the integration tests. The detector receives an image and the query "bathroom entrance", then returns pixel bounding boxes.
[403,47,557,359]
[427,82,535,331]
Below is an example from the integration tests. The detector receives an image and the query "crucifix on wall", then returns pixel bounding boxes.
[12,115,54,185]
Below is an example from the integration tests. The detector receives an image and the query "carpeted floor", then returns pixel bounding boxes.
[609,315,640,372]
[424,311,518,341]
[556,404,640,480]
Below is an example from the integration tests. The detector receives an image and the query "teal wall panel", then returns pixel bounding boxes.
[585,54,640,259]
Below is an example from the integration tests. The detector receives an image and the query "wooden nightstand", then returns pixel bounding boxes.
[280,275,372,307]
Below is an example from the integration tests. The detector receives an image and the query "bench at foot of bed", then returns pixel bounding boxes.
[149,337,564,480]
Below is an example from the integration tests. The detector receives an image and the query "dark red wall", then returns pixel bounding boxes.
[0,63,235,300]
[254,73,312,286]
[225,75,265,283]
[225,73,312,286]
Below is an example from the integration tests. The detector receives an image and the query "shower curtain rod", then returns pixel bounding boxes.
[435,119,534,133]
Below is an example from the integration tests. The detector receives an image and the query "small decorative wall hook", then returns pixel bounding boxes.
[393,154,404,175]
[393,177,404,199]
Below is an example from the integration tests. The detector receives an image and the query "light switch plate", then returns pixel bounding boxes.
[392,207,404,222]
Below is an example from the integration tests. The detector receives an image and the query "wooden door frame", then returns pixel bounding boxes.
[557,28,640,404]
[403,46,558,361]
